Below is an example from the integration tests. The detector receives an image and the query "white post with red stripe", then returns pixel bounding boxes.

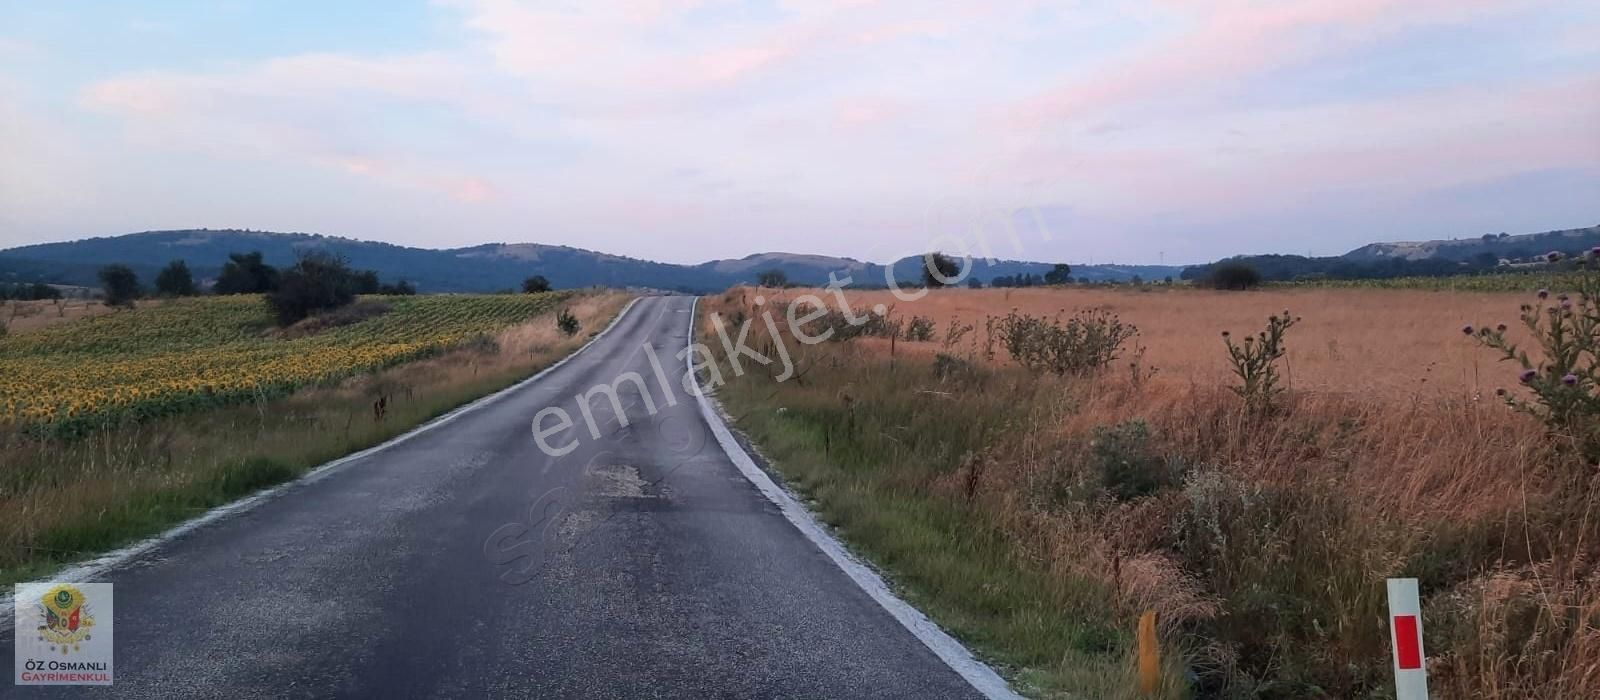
[1387,578,1429,700]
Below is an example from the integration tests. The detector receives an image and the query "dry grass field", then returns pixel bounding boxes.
[705,283,1599,698]
[768,286,1538,399]
[1,298,134,333]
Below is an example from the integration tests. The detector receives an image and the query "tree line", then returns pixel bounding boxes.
[752,257,1077,290]
[95,251,418,324]
[0,282,63,301]
[92,253,562,327]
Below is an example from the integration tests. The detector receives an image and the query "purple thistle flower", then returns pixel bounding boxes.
[1592,246,1600,258]
[1520,368,1538,383]
[1496,323,1508,332]
[1562,374,1579,387]
[1495,388,1507,397]
[1537,289,1550,300]
[1461,324,1474,335]
[1546,251,1563,263]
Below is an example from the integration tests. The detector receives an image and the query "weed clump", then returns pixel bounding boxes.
[556,307,580,336]
[996,308,1138,375]
[1089,420,1179,501]
[1222,310,1299,410]
[1470,255,1600,461]
[905,315,935,342]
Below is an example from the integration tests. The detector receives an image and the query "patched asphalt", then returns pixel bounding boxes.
[2,295,986,699]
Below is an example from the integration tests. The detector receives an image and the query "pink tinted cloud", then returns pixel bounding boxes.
[1006,72,1600,214]
[1012,0,1511,127]
[82,54,502,204]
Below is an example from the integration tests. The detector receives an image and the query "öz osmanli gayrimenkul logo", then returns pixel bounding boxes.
[14,582,114,686]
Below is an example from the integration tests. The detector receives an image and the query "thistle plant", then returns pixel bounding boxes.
[1222,310,1299,409]
[1470,247,1600,461]
[997,308,1137,375]
[556,307,580,336]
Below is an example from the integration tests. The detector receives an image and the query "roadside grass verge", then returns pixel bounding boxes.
[701,299,1161,698]
[0,292,631,585]
[700,287,1600,699]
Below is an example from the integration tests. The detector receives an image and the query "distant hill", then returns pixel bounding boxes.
[0,231,722,293]
[1183,224,1600,282]
[0,229,1176,292]
[1342,225,1600,263]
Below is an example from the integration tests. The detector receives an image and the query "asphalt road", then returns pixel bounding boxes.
[4,295,988,699]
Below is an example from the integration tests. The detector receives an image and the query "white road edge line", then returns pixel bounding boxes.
[2,295,643,630]
[686,297,1024,700]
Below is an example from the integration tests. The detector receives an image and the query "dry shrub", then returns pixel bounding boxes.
[272,300,391,339]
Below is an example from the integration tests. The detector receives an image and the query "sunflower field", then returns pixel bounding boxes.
[0,293,566,433]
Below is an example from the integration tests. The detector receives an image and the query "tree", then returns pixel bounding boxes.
[377,280,416,296]
[1209,261,1263,290]
[755,269,788,288]
[266,252,358,326]
[966,277,983,289]
[351,270,381,295]
[1044,263,1073,285]
[522,275,551,293]
[214,251,280,294]
[154,260,199,297]
[98,264,141,308]
[921,252,962,288]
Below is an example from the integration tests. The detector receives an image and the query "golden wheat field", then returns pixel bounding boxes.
[762,285,1544,399]
[708,281,1600,697]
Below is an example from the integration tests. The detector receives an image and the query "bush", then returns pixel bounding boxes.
[377,280,417,296]
[1471,258,1600,461]
[556,308,580,336]
[266,252,358,326]
[790,304,900,342]
[1173,469,1392,696]
[351,270,381,294]
[214,251,279,294]
[996,308,1138,375]
[276,301,391,338]
[154,260,198,297]
[932,352,981,383]
[755,269,788,287]
[522,276,551,294]
[1088,420,1178,501]
[98,264,141,308]
[1222,310,1300,410]
[942,317,974,348]
[904,315,935,342]
[1210,261,1263,290]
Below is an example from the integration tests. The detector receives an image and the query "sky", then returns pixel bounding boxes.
[0,0,1596,266]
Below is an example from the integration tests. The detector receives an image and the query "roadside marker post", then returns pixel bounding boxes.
[1387,578,1429,700]
[1137,610,1158,694]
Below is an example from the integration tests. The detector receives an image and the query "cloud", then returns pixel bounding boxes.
[80,52,507,202]
[23,0,1599,262]
[1011,0,1520,128]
